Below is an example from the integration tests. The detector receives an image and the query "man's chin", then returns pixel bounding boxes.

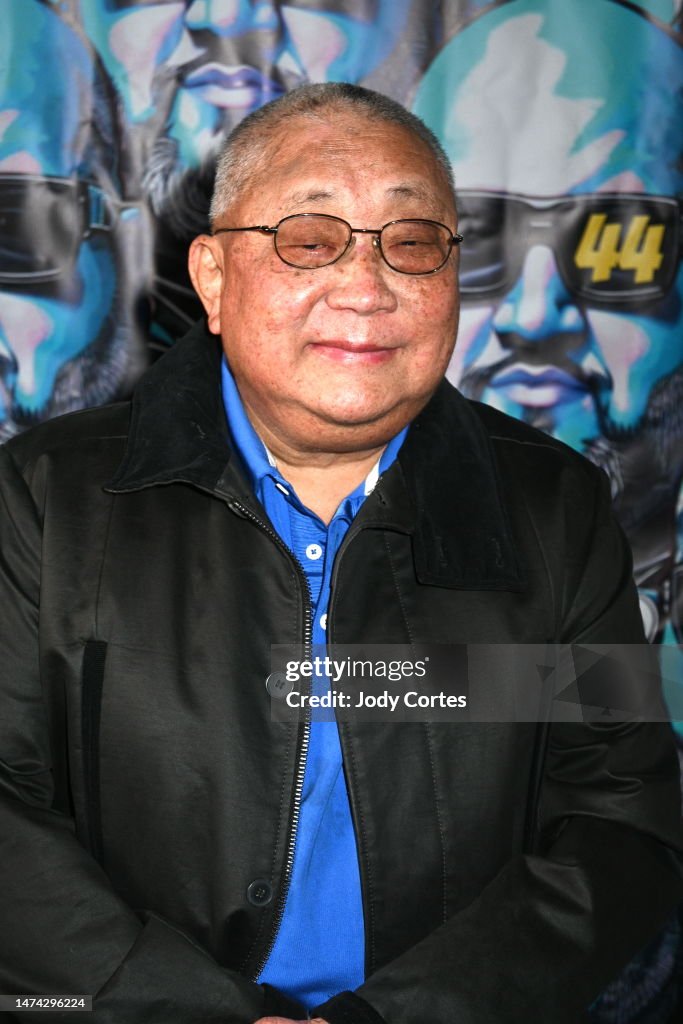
[271,402,412,456]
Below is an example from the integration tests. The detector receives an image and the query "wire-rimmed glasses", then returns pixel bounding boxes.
[213,213,463,275]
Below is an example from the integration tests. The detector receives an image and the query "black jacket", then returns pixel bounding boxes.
[0,321,681,1024]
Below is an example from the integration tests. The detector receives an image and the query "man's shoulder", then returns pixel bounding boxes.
[430,381,603,484]
[467,395,586,459]
[466,393,607,505]
[1,402,132,484]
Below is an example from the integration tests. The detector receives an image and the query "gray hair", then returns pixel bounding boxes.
[209,83,455,225]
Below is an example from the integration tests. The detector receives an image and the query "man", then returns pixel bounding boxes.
[413,0,683,646]
[0,0,148,443]
[0,84,681,1023]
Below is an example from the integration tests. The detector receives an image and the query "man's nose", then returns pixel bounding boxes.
[324,236,398,315]
[492,245,587,346]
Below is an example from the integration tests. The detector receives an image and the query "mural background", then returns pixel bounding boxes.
[1,0,682,1019]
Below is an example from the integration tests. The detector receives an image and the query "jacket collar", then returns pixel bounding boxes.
[108,320,522,591]
[107,319,243,495]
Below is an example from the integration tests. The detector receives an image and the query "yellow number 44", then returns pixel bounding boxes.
[575,213,665,284]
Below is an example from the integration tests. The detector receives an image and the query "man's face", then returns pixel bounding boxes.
[0,3,119,439]
[414,0,683,451]
[191,114,460,455]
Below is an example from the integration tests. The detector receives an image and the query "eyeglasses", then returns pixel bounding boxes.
[213,213,463,275]
[0,175,115,288]
[456,190,682,309]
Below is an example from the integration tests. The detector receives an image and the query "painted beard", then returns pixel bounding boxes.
[584,368,683,508]
[459,349,683,532]
[458,338,683,466]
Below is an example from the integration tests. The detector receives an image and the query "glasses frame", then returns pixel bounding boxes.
[455,189,683,309]
[213,212,463,275]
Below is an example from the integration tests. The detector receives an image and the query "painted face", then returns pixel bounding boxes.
[0,2,121,440]
[190,114,460,456]
[83,0,410,171]
[414,0,683,452]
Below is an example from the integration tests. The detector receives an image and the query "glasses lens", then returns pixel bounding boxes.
[381,220,452,274]
[0,176,82,283]
[275,215,350,268]
[561,196,678,305]
[456,194,518,296]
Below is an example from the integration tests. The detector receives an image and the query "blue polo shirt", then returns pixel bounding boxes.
[221,358,406,1009]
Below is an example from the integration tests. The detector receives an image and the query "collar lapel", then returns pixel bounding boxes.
[107,321,241,495]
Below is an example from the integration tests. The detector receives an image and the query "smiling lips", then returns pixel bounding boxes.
[310,340,397,364]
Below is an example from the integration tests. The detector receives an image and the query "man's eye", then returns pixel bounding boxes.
[280,242,335,256]
[388,238,438,252]
[299,241,333,251]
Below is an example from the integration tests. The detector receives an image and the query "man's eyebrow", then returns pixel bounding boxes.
[284,184,441,209]
[385,183,439,203]
[287,189,336,208]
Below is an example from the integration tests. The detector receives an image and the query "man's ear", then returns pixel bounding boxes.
[188,235,224,335]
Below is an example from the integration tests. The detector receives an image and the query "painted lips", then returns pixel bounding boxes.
[183,63,282,108]
[490,364,590,407]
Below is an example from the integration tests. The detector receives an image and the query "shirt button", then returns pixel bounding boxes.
[247,879,273,906]
[320,614,328,631]
[306,543,323,560]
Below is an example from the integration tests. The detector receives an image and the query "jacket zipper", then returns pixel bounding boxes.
[226,498,313,980]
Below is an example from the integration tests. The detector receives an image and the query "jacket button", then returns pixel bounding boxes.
[247,879,273,906]
[265,671,293,699]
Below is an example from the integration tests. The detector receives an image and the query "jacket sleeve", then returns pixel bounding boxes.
[0,446,304,1024]
[314,468,683,1024]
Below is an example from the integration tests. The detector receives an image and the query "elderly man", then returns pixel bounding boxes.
[0,84,681,1024]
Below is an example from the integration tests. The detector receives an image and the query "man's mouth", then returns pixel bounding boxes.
[310,340,397,365]
[182,63,282,108]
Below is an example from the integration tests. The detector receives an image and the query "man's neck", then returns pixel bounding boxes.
[268,446,386,525]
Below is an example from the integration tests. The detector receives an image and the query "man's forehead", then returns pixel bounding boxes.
[269,114,421,159]
[282,181,445,209]
[247,115,451,211]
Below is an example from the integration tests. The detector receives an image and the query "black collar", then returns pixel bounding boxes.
[108,320,522,591]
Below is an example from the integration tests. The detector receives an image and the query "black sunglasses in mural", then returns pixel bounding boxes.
[0,175,115,287]
[456,190,682,309]
[104,0,379,12]
[103,0,185,9]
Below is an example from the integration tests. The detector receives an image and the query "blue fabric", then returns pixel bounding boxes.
[221,358,406,1009]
